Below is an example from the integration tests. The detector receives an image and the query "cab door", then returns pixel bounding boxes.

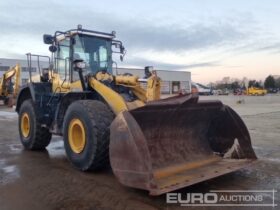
[52,37,83,92]
[52,37,70,92]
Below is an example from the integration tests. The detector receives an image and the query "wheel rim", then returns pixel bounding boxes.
[68,118,86,154]
[21,113,30,138]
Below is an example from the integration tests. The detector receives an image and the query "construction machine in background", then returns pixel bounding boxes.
[247,87,267,96]
[0,64,21,107]
[16,26,257,195]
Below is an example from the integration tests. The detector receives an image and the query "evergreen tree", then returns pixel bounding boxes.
[264,75,275,88]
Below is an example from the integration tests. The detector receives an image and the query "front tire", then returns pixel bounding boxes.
[18,99,52,150]
[63,100,114,171]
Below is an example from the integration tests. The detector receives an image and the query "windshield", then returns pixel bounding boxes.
[73,34,112,75]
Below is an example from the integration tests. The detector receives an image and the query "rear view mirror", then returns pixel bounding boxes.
[112,42,120,48]
[112,41,126,61]
[49,45,57,53]
[43,34,54,44]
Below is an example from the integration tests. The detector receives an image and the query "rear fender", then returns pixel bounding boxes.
[15,84,35,112]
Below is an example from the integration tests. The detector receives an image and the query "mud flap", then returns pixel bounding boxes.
[110,94,257,195]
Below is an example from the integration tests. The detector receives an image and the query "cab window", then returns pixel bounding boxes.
[72,35,112,81]
[56,38,70,80]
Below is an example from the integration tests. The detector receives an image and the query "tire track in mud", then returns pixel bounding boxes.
[1,141,160,210]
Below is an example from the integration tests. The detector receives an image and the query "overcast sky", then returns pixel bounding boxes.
[0,0,279,83]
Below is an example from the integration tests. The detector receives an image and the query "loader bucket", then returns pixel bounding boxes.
[110,94,257,195]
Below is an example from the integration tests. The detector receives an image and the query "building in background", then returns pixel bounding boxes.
[115,67,191,94]
[0,58,49,86]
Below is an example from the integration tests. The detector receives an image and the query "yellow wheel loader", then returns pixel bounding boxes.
[0,64,21,107]
[247,87,267,96]
[16,26,257,195]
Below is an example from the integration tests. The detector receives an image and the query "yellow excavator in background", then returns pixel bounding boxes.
[0,64,21,107]
[16,26,256,195]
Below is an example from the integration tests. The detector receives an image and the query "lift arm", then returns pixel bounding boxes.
[88,72,161,115]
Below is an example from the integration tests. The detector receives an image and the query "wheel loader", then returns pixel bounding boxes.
[0,64,21,107]
[247,87,267,96]
[16,25,257,195]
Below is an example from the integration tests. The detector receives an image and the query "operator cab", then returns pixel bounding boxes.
[56,34,113,82]
[43,25,125,84]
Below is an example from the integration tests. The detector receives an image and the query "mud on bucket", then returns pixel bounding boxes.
[109,94,257,195]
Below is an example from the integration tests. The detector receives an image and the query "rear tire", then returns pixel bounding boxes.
[63,100,114,171]
[18,99,52,150]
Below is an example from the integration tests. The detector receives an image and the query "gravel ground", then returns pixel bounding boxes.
[0,95,279,210]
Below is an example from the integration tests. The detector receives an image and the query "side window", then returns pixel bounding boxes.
[56,39,70,80]
[99,46,108,68]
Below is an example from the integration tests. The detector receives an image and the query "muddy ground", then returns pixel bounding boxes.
[0,95,279,210]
